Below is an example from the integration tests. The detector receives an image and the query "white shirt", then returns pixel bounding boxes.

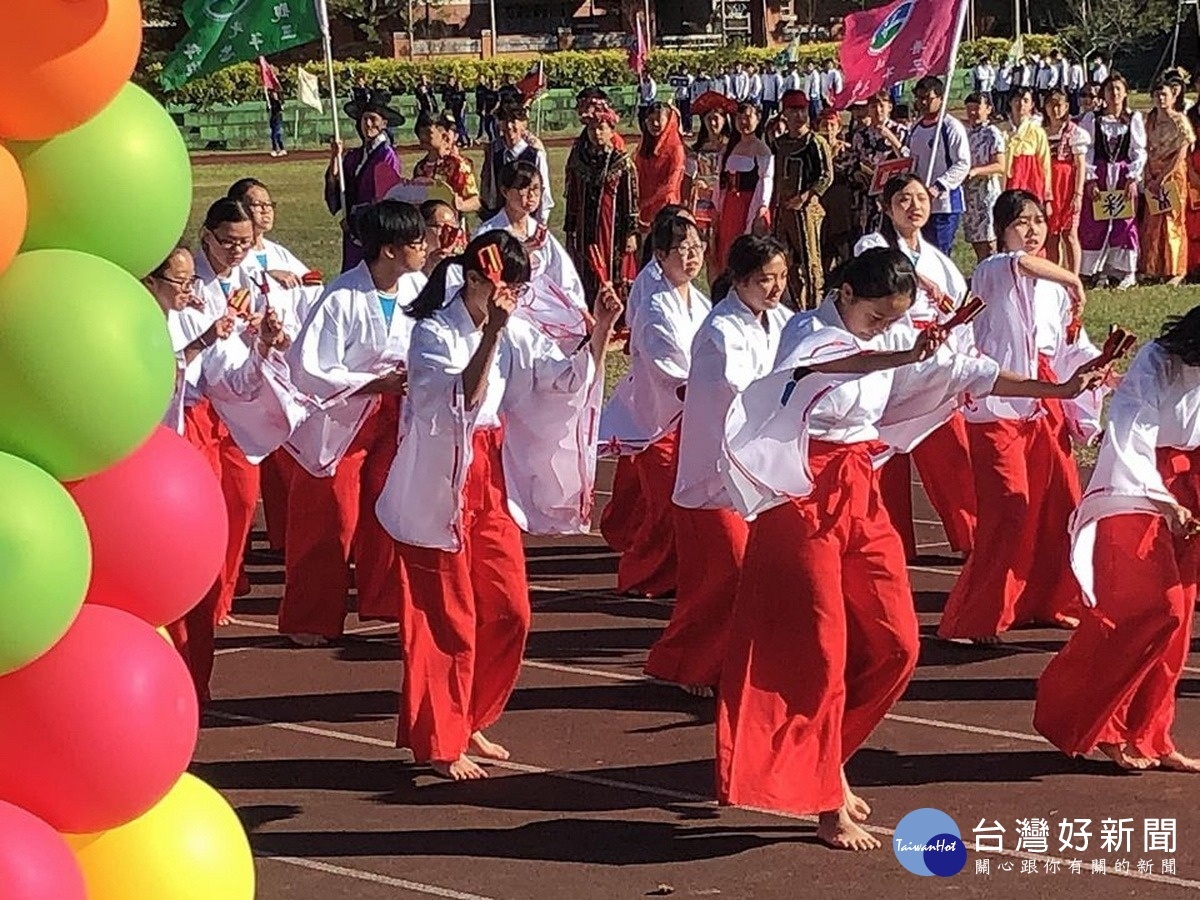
[1036,63,1058,90]
[995,65,1011,92]
[674,291,792,508]
[1070,341,1200,606]
[244,237,308,280]
[376,288,599,550]
[783,71,804,93]
[821,69,844,100]
[715,151,776,226]
[906,116,971,212]
[1067,63,1086,91]
[639,77,658,105]
[805,70,822,98]
[748,73,763,103]
[974,64,996,93]
[1080,111,1147,182]
[1091,62,1109,83]
[600,262,711,451]
[854,231,968,328]
[284,262,426,476]
[474,210,589,352]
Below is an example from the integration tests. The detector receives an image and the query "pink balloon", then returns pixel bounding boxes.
[0,801,85,900]
[0,605,198,833]
[66,425,227,626]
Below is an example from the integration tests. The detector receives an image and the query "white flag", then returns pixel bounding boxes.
[297,66,323,112]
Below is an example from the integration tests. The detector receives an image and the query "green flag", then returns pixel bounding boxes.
[160,0,322,91]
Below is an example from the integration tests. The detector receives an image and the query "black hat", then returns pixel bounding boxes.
[344,88,406,127]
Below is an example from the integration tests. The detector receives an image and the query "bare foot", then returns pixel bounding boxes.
[841,768,872,822]
[1167,275,1186,287]
[468,731,511,761]
[817,808,881,851]
[1159,750,1200,773]
[681,684,715,699]
[1053,614,1081,630]
[1098,742,1158,770]
[217,616,232,627]
[431,755,488,781]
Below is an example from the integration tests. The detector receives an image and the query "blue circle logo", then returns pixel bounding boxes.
[869,0,914,55]
[892,808,967,877]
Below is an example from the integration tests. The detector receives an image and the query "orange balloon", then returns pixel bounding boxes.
[0,0,142,141]
[0,145,26,276]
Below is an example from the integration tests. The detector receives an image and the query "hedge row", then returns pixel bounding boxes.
[143,36,1059,109]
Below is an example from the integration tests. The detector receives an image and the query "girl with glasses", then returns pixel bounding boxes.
[228,177,310,291]
[377,231,621,780]
[475,160,590,353]
[280,200,429,646]
[600,213,711,600]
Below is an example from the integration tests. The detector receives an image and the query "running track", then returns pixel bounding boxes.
[198,462,1200,898]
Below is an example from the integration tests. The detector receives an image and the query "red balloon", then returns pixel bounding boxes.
[0,801,86,900]
[66,426,227,627]
[0,605,198,834]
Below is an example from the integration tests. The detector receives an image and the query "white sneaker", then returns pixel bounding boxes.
[1115,273,1137,290]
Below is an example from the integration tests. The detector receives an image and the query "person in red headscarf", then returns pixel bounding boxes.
[635,101,687,241]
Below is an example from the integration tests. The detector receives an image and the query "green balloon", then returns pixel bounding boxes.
[0,250,175,480]
[11,82,192,278]
[0,451,91,676]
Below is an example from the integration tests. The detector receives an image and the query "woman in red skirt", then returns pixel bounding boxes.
[1036,309,1200,773]
[710,101,773,274]
[1043,88,1089,273]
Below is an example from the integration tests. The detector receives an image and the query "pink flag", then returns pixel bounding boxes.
[628,12,648,76]
[257,56,282,93]
[832,0,966,108]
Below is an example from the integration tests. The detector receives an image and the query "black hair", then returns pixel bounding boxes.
[964,91,990,106]
[357,199,425,264]
[499,159,541,192]
[1044,87,1069,105]
[893,103,911,120]
[415,109,458,135]
[1008,86,1035,109]
[721,101,762,170]
[651,212,701,256]
[693,104,733,152]
[877,173,928,250]
[203,197,252,231]
[496,100,529,123]
[724,234,787,283]
[407,230,531,320]
[420,198,456,224]
[227,177,268,203]
[832,247,917,302]
[1153,72,1188,111]
[992,189,1044,240]
[1157,306,1200,366]
[1101,72,1133,122]
[709,272,733,304]
[576,87,609,104]
[639,101,672,157]
[148,245,192,279]
[913,75,944,98]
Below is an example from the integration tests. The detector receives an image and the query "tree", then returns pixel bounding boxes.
[1049,0,1174,63]
[325,0,408,45]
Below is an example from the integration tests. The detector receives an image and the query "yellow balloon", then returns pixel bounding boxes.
[64,774,254,900]
[156,626,174,646]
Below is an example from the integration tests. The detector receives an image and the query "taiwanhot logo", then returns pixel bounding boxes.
[892,808,968,877]
[869,0,914,55]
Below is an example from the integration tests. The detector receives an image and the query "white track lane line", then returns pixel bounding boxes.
[264,856,498,900]
[208,708,1200,891]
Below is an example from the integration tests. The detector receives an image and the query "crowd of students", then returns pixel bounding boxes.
[153,67,1200,853]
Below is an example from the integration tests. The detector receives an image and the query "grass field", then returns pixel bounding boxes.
[189,150,1200,376]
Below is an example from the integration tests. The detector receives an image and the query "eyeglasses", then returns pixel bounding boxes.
[208,232,254,251]
[672,242,707,259]
[246,201,277,211]
[157,274,203,294]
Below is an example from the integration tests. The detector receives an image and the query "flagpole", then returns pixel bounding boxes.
[924,0,970,186]
[315,0,346,210]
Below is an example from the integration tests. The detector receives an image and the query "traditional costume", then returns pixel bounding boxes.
[712,142,774,275]
[635,106,687,232]
[1046,118,1090,237]
[938,253,1104,640]
[854,232,977,559]
[599,261,711,598]
[1079,109,1147,283]
[1035,340,1200,758]
[964,121,1006,245]
[769,93,834,310]
[1140,107,1194,279]
[716,298,1001,815]
[1004,116,1052,202]
[325,91,405,272]
[684,92,736,274]
[279,263,426,638]
[376,266,602,765]
[413,148,480,210]
[645,291,792,688]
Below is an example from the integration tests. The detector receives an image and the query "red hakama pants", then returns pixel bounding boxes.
[278,396,403,638]
[879,412,977,559]
[168,400,224,705]
[599,455,643,554]
[1035,447,1200,758]
[937,393,1083,639]
[610,428,679,598]
[397,428,531,763]
[260,449,293,552]
[717,440,919,815]
[212,427,260,623]
[644,505,749,688]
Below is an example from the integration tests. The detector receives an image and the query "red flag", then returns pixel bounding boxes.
[516,60,546,101]
[832,0,966,108]
[257,56,282,93]
[628,12,648,76]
